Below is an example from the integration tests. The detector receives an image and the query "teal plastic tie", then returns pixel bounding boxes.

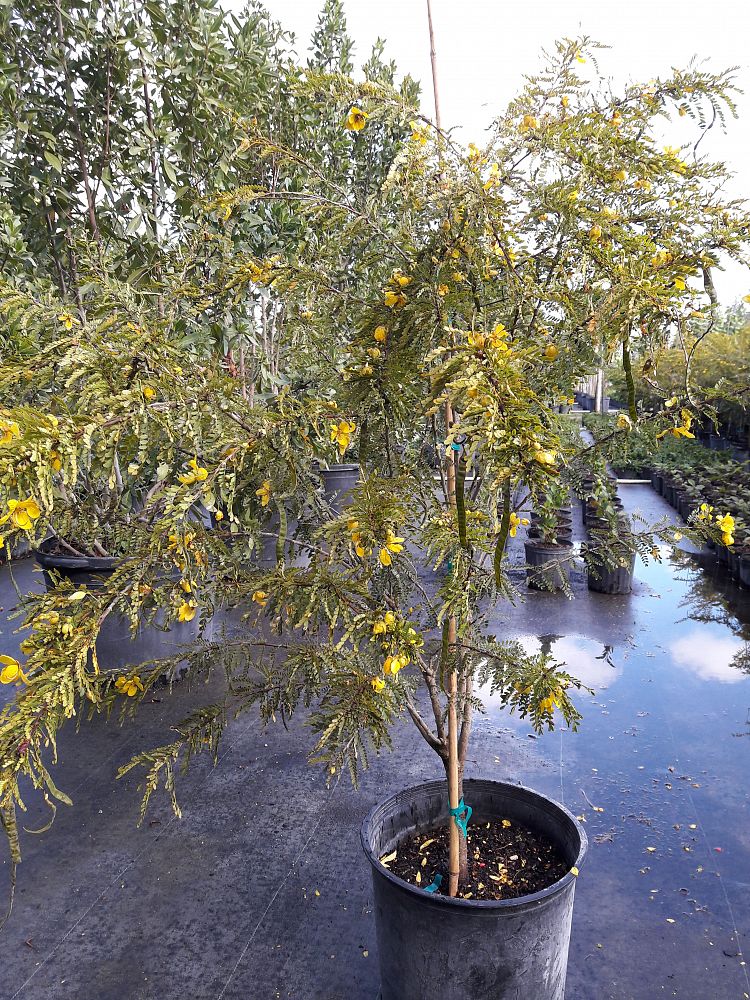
[451,443,462,452]
[424,873,443,894]
[449,797,472,837]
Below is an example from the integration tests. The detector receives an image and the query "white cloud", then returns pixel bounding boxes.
[669,629,749,683]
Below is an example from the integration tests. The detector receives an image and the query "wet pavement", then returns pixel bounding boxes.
[1,485,750,999]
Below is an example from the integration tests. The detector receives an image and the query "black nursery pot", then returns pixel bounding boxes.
[34,541,208,672]
[586,550,636,595]
[319,463,360,514]
[362,779,587,1000]
[524,539,573,592]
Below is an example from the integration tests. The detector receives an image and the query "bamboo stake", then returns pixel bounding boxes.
[427,0,461,896]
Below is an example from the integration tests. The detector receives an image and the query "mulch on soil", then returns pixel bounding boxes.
[385,817,570,901]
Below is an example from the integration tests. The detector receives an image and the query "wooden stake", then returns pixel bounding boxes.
[426,0,462,898]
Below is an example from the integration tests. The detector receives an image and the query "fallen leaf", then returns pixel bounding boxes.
[380,850,397,865]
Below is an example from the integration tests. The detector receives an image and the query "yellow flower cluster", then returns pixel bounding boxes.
[378,529,404,568]
[348,518,370,558]
[467,324,510,353]
[0,420,19,446]
[115,674,144,697]
[656,408,695,440]
[177,601,197,622]
[178,457,209,486]
[508,512,530,538]
[255,480,272,507]
[695,505,735,546]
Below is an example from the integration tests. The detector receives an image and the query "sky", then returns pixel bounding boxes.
[227,0,750,305]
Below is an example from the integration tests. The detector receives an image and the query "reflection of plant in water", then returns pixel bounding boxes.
[670,548,750,674]
[595,644,617,669]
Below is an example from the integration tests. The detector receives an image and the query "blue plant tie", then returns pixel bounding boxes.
[424,873,443,894]
[451,443,462,452]
[449,797,472,837]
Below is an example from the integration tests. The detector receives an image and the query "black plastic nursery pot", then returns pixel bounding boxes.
[319,463,360,515]
[585,550,636,595]
[362,779,587,1000]
[34,542,208,672]
[650,471,663,495]
[524,540,573,592]
[739,554,750,589]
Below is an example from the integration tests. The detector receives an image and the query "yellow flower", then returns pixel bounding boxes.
[330,420,356,455]
[143,385,156,400]
[384,289,407,309]
[345,107,368,131]
[534,449,557,467]
[665,396,678,409]
[391,269,412,287]
[722,532,735,546]
[114,674,144,697]
[379,548,393,567]
[696,503,714,522]
[372,620,387,635]
[610,110,622,128]
[673,277,686,291]
[410,122,428,145]
[589,224,602,242]
[508,512,530,538]
[672,531,683,542]
[482,163,501,193]
[613,169,627,183]
[575,50,586,63]
[178,457,209,486]
[716,513,735,535]
[177,601,197,622]
[57,312,78,330]
[519,114,538,131]
[368,347,381,360]
[539,691,562,714]
[215,510,224,521]
[373,325,388,343]
[255,480,272,507]
[544,343,559,361]
[616,413,633,430]
[0,421,20,446]
[0,655,26,685]
[437,284,449,297]
[371,676,386,693]
[383,611,396,628]
[383,654,408,676]
[50,449,62,471]
[380,529,404,565]
[179,579,193,594]
[0,497,41,531]
[252,590,268,607]
[560,95,570,109]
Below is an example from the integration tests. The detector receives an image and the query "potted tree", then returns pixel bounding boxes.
[525,483,575,592]
[2,37,749,1000]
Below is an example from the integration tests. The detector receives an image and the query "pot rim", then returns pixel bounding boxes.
[319,463,361,474]
[34,538,121,572]
[524,538,574,551]
[361,778,587,913]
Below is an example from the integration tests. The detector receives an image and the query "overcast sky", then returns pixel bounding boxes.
[228,0,750,305]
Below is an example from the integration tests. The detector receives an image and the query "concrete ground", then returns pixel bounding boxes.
[2,484,750,1000]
